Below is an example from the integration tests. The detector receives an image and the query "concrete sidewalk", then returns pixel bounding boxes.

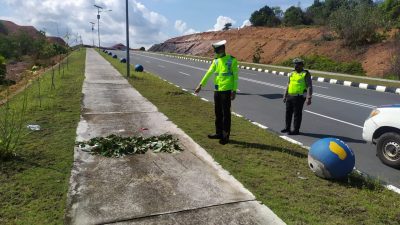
[65,49,285,225]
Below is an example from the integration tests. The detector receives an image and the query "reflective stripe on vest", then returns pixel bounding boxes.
[288,71,307,95]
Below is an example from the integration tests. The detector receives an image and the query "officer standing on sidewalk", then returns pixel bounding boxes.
[281,58,313,135]
[194,40,238,145]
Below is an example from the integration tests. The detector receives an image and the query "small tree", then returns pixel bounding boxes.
[139,47,146,51]
[223,22,232,31]
[252,42,264,63]
[330,3,384,47]
[272,7,284,19]
[391,32,400,80]
[284,6,307,26]
[250,5,281,27]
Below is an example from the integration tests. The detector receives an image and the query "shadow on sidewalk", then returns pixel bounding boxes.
[229,139,307,158]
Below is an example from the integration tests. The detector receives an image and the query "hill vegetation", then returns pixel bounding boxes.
[0,20,68,85]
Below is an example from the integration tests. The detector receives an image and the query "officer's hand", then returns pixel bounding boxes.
[231,91,236,101]
[194,85,201,94]
[306,98,312,106]
[283,97,287,103]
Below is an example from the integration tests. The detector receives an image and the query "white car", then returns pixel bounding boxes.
[363,104,400,168]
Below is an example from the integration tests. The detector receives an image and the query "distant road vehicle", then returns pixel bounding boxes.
[363,104,400,168]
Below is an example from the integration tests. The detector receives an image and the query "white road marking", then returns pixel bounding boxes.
[251,122,268,129]
[232,112,243,117]
[132,53,376,109]
[313,85,329,89]
[304,110,363,129]
[178,71,191,76]
[385,185,400,194]
[242,72,258,76]
[280,136,304,146]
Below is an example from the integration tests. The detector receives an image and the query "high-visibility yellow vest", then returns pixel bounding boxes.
[200,54,238,91]
[288,71,307,95]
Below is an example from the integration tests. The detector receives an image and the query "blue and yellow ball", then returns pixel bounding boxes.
[308,138,355,179]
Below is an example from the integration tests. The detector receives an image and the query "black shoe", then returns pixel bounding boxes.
[281,128,290,133]
[289,130,300,135]
[208,134,222,139]
[219,138,229,145]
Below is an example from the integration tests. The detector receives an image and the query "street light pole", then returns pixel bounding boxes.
[89,22,95,48]
[125,0,130,77]
[94,5,102,51]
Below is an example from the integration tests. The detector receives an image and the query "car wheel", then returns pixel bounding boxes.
[376,132,400,169]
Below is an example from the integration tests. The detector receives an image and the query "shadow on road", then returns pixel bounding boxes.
[237,92,284,100]
[300,132,366,144]
[229,139,307,159]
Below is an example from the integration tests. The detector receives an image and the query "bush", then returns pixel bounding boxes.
[0,55,6,83]
[281,55,365,75]
[330,3,384,47]
[139,47,146,51]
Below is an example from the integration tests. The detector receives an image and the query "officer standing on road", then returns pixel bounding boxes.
[194,40,238,145]
[281,58,313,135]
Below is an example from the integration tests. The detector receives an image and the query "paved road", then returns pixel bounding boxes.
[111,50,400,189]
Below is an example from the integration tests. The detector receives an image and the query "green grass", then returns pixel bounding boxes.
[0,49,86,224]
[158,52,400,88]
[102,51,400,225]
[280,55,365,76]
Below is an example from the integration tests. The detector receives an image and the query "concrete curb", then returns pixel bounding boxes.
[155,76,400,196]
[162,54,400,96]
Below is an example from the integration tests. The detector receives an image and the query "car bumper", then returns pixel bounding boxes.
[362,118,378,143]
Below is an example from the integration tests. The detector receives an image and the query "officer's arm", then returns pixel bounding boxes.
[199,61,216,87]
[305,72,313,99]
[283,75,290,99]
[232,59,238,92]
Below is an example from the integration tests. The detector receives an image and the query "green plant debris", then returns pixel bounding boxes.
[76,134,183,157]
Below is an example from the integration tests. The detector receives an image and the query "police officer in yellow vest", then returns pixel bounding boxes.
[194,40,238,145]
[281,58,313,135]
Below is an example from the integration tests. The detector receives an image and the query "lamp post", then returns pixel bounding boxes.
[94,5,111,51]
[89,22,95,48]
[125,0,130,77]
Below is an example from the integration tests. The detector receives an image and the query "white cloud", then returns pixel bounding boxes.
[174,20,187,33]
[211,16,236,31]
[240,20,252,28]
[174,19,198,35]
[0,0,169,48]
[183,28,197,35]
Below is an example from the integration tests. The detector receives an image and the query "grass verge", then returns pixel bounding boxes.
[0,49,86,224]
[102,51,400,225]
[158,52,400,88]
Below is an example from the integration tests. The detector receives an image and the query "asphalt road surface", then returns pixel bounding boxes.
[111,50,400,189]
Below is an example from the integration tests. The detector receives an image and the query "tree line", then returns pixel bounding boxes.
[249,0,400,46]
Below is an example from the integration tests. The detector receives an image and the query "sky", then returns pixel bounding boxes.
[0,0,315,48]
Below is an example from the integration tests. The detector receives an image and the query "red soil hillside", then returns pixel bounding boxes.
[149,26,397,77]
[0,20,41,37]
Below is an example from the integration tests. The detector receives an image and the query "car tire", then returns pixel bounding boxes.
[376,132,400,169]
